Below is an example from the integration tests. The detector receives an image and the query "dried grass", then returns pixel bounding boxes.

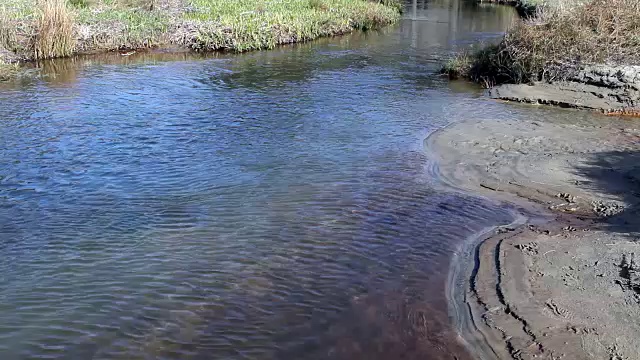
[0,62,20,80]
[0,6,17,53]
[446,0,640,85]
[0,0,401,70]
[34,0,76,59]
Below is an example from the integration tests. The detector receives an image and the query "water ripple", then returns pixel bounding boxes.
[0,1,521,359]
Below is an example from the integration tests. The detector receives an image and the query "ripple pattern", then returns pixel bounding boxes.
[0,1,520,359]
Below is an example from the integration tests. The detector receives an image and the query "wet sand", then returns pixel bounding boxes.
[428,108,640,359]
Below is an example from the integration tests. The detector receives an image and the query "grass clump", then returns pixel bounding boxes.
[442,51,473,80]
[372,0,403,13]
[178,0,401,52]
[445,0,640,85]
[308,0,329,10]
[0,62,20,80]
[1,1,32,57]
[75,6,169,52]
[0,0,401,77]
[34,0,76,59]
[68,0,91,8]
[2,0,77,59]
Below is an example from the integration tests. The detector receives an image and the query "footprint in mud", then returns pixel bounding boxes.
[515,241,539,256]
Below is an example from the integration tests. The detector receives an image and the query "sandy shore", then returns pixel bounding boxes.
[428,108,640,359]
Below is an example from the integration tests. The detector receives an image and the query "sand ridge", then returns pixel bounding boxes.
[429,112,640,359]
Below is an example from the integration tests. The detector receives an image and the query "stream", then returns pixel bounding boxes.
[0,1,520,359]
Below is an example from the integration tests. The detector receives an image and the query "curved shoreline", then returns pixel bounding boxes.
[445,216,528,360]
[0,0,402,81]
[425,123,552,360]
[428,112,640,359]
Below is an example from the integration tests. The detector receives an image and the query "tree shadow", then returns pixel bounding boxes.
[572,149,640,236]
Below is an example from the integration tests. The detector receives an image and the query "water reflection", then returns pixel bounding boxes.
[404,0,516,51]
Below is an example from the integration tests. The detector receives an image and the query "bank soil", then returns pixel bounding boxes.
[429,113,640,359]
[446,0,640,114]
[489,66,640,114]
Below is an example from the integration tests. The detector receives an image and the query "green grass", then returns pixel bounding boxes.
[442,52,472,80]
[75,6,170,50]
[0,0,401,69]
[0,0,34,19]
[182,0,401,52]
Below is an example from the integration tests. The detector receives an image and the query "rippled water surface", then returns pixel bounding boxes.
[1,1,520,359]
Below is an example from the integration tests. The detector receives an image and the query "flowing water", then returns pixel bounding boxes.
[0,1,520,359]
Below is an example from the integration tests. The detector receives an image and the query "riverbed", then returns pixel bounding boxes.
[0,1,522,359]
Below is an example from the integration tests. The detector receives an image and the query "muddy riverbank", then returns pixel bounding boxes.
[429,111,640,359]
[445,0,640,114]
[489,65,640,114]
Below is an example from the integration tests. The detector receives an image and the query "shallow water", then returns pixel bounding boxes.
[0,1,522,359]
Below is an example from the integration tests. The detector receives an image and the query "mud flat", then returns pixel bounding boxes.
[429,110,640,359]
[489,65,640,114]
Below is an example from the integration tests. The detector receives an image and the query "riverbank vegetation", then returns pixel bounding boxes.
[0,62,20,80]
[444,0,640,85]
[0,0,401,69]
[180,0,400,52]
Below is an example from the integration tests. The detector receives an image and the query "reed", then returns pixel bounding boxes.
[0,62,20,80]
[445,0,640,85]
[0,5,18,55]
[34,0,76,59]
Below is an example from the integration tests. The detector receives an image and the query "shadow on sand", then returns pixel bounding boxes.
[574,149,640,237]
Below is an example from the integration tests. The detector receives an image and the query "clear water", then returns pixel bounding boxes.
[0,1,519,359]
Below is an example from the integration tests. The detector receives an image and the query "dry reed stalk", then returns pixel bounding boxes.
[34,0,76,59]
[0,6,16,51]
[456,0,640,84]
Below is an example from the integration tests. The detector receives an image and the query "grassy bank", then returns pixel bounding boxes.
[179,0,400,52]
[444,0,640,86]
[0,0,401,70]
[0,62,20,80]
